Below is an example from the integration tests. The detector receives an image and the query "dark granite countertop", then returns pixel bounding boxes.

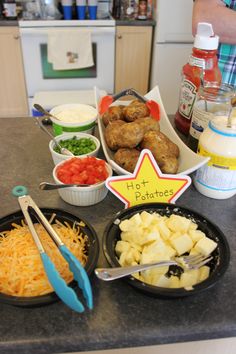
[0,117,236,354]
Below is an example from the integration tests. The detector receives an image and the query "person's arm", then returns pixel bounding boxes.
[192,0,236,44]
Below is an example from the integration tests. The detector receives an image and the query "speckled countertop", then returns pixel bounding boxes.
[0,117,236,354]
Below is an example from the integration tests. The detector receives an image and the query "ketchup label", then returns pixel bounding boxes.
[178,79,197,120]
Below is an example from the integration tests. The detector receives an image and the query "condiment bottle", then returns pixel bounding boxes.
[174,22,221,136]
[193,116,236,199]
[188,83,235,152]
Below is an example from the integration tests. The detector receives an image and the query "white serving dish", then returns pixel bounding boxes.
[94,86,209,176]
[50,103,98,136]
[49,132,101,165]
[53,157,113,206]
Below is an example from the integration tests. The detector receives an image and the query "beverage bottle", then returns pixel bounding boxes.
[174,22,222,136]
[138,0,147,20]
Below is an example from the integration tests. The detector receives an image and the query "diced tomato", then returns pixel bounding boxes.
[56,156,109,185]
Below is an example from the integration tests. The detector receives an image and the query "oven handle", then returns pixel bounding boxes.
[19,27,115,35]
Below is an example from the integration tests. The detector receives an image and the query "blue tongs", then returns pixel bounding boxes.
[18,195,93,313]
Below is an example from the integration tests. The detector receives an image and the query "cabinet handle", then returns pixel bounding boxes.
[117,35,122,39]
[14,35,19,40]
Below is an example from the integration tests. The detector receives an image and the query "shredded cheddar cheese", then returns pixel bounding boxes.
[0,219,88,297]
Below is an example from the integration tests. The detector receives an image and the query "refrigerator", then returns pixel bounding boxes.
[150,0,194,114]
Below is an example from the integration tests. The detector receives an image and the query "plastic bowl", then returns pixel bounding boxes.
[50,103,98,136]
[53,157,113,206]
[102,203,230,298]
[49,132,101,165]
[0,208,99,307]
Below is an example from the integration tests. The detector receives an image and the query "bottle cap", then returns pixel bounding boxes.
[194,22,219,50]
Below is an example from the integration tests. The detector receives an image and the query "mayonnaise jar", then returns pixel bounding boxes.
[193,116,236,199]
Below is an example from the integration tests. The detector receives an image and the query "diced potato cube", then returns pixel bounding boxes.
[157,219,171,240]
[119,219,133,232]
[195,237,217,256]
[189,229,206,244]
[189,221,198,231]
[129,213,143,226]
[199,266,210,282]
[170,233,194,255]
[115,240,131,256]
[119,248,140,266]
[167,214,192,232]
[180,269,200,288]
[140,211,154,227]
[142,267,168,285]
[153,274,172,288]
[140,228,160,245]
[169,276,181,288]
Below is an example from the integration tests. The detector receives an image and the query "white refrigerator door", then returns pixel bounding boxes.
[150,43,193,114]
[156,0,194,43]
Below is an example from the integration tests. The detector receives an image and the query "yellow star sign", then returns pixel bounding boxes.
[106,149,191,208]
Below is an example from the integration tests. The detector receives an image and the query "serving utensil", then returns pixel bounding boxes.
[33,103,59,121]
[98,88,160,121]
[34,117,74,157]
[227,97,236,128]
[95,254,212,281]
[18,195,93,313]
[39,181,101,190]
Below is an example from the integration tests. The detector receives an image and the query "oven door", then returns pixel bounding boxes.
[19,26,115,98]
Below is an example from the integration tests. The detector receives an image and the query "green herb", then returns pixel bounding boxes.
[54,136,97,156]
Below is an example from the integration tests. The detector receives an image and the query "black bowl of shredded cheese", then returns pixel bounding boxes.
[0,208,99,307]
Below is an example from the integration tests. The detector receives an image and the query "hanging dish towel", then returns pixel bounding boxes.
[48,29,94,70]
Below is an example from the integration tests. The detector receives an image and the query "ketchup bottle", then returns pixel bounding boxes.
[174,23,222,136]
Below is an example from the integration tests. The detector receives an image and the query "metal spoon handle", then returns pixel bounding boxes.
[39,182,90,190]
[33,104,58,120]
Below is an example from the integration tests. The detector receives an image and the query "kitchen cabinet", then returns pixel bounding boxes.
[0,26,28,117]
[115,26,153,95]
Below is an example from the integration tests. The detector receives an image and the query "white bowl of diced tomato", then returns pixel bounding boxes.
[53,156,113,206]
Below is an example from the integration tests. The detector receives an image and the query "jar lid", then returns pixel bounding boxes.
[194,22,219,50]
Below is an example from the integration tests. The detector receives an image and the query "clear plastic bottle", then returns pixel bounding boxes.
[174,22,222,136]
[188,83,235,152]
[194,116,236,199]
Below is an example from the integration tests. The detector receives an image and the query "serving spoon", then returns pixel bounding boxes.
[39,182,101,190]
[34,117,74,157]
[227,97,236,128]
[33,103,60,121]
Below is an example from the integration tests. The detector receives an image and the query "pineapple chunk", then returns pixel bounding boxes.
[154,274,172,287]
[140,211,155,227]
[170,233,194,255]
[156,219,171,240]
[169,276,181,288]
[195,237,217,256]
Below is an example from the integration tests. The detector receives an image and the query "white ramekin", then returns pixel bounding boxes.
[53,157,112,206]
[49,132,101,165]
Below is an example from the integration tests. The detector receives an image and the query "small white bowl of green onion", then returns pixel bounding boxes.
[49,132,101,165]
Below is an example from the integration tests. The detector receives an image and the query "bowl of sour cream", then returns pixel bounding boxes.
[50,103,98,136]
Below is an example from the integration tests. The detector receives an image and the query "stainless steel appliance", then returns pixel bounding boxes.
[19,19,115,113]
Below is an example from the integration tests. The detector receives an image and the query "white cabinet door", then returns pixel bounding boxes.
[150,43,193,114]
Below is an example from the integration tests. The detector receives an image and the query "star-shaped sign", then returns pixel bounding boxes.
[106,149,191,208]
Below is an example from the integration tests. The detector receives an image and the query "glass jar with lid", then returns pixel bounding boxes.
[188,83,235,152]
[193,115,236,199]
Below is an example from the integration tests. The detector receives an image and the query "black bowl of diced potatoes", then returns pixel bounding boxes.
[102,203,230,298]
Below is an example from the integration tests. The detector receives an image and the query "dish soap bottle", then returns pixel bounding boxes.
[174,22,221,136]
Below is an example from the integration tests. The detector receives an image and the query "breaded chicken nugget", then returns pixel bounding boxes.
[114,148,141,173]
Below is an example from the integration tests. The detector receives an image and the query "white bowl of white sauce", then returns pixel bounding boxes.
[50,103,98,136]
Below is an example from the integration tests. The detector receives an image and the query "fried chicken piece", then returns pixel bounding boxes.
[135,117,160,134]
[141,131,180,174]
[123,100,150,122]
[114,148,141,173]
[104,120,126,150]
[102,105,125,127]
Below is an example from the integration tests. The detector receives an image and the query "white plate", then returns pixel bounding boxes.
[94,86,209,176]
